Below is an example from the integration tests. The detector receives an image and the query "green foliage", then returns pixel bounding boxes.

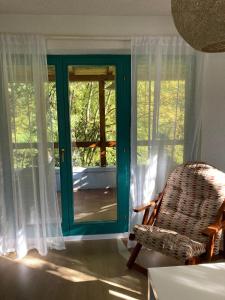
[8,83,38,169]
[69,81,116,167]
[137,80,185,166]
[9,83,37,144]
[9,81,54,169]
[49,80,117,167]
[48,82,59,143]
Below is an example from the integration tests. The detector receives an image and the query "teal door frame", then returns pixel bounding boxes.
[47,55,131,236]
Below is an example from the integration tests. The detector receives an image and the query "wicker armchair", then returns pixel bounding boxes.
[127,162,225,271]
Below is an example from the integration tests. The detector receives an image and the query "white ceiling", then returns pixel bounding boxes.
[0,0,171,16]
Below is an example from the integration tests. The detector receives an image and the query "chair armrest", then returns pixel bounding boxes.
[133,200,157,213]
[202,220,225,237]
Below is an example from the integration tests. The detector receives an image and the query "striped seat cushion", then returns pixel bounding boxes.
[134,224,206,262]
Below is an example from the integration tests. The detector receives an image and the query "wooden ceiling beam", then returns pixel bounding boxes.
[48,74,115,82]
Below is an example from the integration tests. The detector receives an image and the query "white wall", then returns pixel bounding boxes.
[201,53,225,171]
[0,14,176,53]
[0,14,176,36]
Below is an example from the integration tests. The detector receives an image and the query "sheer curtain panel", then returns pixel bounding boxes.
[130,36,204,229]
[0,34,65,258]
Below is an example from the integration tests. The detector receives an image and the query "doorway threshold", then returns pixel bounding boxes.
[64,232,129,241]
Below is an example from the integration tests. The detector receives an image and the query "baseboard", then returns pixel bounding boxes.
[64,232,129,241]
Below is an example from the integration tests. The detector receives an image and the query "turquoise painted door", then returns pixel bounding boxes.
[47,55,131,235]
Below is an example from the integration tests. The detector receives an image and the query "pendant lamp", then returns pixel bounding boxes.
[171,0,225,52]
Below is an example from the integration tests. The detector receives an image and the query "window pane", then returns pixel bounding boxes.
[68,65,117,223]
[158,80,185,140]
[164,144,184,165]
[13,149,38,169]
[48,68,60,166]
[105,81,116,141]
[137,144,183,166]
[137,80,154,141]
[72,147,100,167]
[106,147,116,166]
[70,81,100,142]
[137,146,149,165]
[8,82,37,169]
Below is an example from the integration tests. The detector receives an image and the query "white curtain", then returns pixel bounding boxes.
[0,33,65,258]
[130,36,205,229]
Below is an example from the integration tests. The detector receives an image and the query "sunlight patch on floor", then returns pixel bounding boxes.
[18,257,98,282]
[0,239,147,300]
[100,279,141,295]
[16,256,143,299]
[109,289,140,300]
[101,203,116,209]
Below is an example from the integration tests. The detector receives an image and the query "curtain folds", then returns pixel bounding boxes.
[130,36,205,230]
[0,33,65,258]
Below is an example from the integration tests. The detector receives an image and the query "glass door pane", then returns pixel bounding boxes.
[68,65,117,223]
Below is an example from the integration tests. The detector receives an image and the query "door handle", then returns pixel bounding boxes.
[60,148,65,163]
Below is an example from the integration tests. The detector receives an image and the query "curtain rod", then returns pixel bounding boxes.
[46,35,131,41]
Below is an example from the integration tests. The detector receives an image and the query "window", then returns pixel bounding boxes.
[136,56,195,167]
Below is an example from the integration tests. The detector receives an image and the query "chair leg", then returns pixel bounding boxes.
[185,256,199,265]
[129,233,135,241]
[127,242,142,269]
[205,235,215,262]
[223,229,225,259]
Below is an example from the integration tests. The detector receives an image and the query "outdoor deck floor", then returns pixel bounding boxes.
[58,188,117,223]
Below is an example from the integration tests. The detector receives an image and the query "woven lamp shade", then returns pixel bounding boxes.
[171,0,225,53]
